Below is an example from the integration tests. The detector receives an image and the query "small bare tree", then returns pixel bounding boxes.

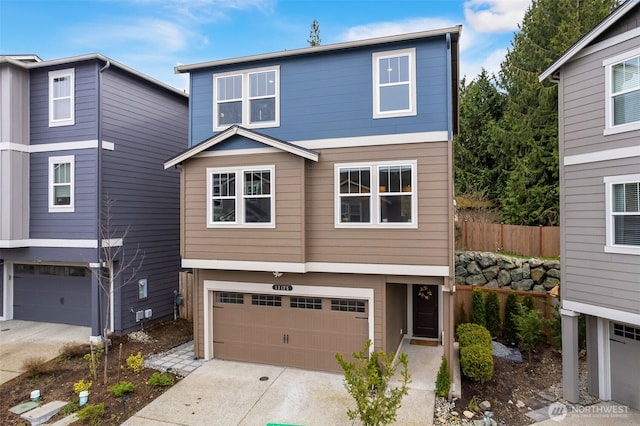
[94,198,144,384]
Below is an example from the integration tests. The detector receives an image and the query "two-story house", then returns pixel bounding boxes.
[165,27,460,372]
[540,0,640,410]
[0,54,188,341]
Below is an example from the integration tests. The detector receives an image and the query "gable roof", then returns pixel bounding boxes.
[164,125,319,169]
[539,0,639,82]
[175,26,461,73]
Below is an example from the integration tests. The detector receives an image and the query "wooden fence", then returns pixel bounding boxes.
[455,285,559,337]
[178,271,194,321]
[456,221,560,258]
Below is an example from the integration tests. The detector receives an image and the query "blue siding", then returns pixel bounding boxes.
[100,67,188,332]
[189,37,450,146]
[30,62,99,144]
[29,149,98,239]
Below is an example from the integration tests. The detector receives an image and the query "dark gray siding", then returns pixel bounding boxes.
[0,247,97,263]
[30,62,99,144]
[100,67,187,332]
[29,149,98,239]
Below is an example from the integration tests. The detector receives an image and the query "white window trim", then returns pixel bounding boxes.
[48,68,75,127]
[334,160,418,229]
[206,165,275,228]
[213,66,280,131]
[603,48,640,135]
[372,48,417,119]
[604,173,640,255]
[48,155,75,213]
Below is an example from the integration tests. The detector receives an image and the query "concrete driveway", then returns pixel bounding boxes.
[122,340,441,426]
[0,320,90,384]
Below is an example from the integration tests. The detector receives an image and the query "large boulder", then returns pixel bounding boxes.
[530,267,546,283]
[543,260,561,270]
[542,277,560,290]
[456,265,469,277]
[466,274,487,286]
[467,261,482,275]
[497,269,512,287]
[483,265,500,280]
[546,268,561,279]
[478,252,497,268]
[510,267,523,282]
[512,279,534,291]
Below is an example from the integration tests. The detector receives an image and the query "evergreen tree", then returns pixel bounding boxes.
[503,293,519,344]
[307,19,321,46]
[471,289,486,327]
[484,291,501,338]
[491,0,619,225]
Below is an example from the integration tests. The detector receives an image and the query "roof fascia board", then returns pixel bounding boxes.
[539,0,638,82]
[22,53,186,97]
[175,26,462,74]
[164,126,319,169]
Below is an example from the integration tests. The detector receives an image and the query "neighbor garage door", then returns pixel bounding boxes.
[610,322,640,410]
[13,264,91,326]
[212,292,368,372]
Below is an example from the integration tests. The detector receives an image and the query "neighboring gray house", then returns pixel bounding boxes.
[540,0,640,411]
[0,54,188,340]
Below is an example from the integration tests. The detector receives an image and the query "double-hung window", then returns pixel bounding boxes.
[604,174,640,254]
[372,48,416,119]
[604,50,640,134]
[214,67,279,130]
[49,68,75,127]
[49,155,74,212]
[335,161,417,227]
[207,166,275,227]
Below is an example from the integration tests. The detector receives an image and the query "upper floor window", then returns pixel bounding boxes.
[372,48,416,119]
[604,174,640,255]
[49,155,74,213]
[604,50,640,135]
[335,161,417,228]
[49,68,75,127]
[214,67,279,130]
[207,166,275,227]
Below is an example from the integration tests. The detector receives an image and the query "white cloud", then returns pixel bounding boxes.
[461,47,507,81]
[132,0,275,23]
[464,0,529,33]
[340,17,459,42]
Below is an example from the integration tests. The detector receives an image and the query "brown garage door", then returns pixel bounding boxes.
[212,292,369,372]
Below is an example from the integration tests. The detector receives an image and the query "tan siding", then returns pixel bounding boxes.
[385,283,407,353]
[182,153,305,263]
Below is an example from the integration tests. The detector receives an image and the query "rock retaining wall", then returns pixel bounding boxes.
[455,251,560,292]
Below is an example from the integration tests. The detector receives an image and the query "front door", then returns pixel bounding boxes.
[413,284,438,338]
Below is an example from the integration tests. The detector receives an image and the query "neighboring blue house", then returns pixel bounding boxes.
[165,28,460,373]
[0,54,188,340]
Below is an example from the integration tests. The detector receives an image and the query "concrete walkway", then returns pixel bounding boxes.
[123,338,441,425]
[0,320,90,384]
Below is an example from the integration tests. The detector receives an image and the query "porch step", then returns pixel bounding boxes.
[48,413,79,425]
[20,400,67,426]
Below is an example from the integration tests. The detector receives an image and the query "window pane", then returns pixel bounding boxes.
[218,101,242,125]
[249,98,275,123]
[379,56,409,84]
[380,84,410,112]
[217,75,242,101]
[613,182,640,212]
[244,170,270,195]
[249,71,276,97]
[245,197,270,223]
[340,197,370,222]
[614,215,640,245]
[53,76,70,97]
[380,195,412,223]
[212,199,235,222]
[53,98,71,120]
[212,173,235,197]
[379,165,411,193]
[54,186,71,205]
[613,90,640,125]
[339,168,370,194]
[613,57,640,92]
[54,163,70,184]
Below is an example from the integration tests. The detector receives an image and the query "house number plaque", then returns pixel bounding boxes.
[272,284,293,291]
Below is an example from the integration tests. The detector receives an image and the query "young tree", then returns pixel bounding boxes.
[336,340,410,426]
[307,19,321,46]
[471,289,486,327]
[484,291,501,338]
[95,198,145,384]
[513,302,543,362]
[503,293,519,345]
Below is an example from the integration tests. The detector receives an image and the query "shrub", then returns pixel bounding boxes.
[147,372,174,387]
[59,343,90,359]
[484,291,501,338]
[109,380,135,397]
[522,294,535,311]
[456,323,491,348]
[76,403,105,424]
[503,293,519,344]
[59,401,79,417]
[460,344,494,383]
[548,304,561,347]
[73,379,92,394]
[126,352,144,374]
[83,349,103,377]
[513,303,543,362]
[471,289,486,327]
[22,356,52,377]
[336,339,410,426]
[435,356,450,398]
[457,301,468,326]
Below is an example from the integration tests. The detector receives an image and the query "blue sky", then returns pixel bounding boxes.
[0,0,530,91]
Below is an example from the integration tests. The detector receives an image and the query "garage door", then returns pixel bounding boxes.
[610,322,640,410]
[212,292,369,372]
[13,264,91,326]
